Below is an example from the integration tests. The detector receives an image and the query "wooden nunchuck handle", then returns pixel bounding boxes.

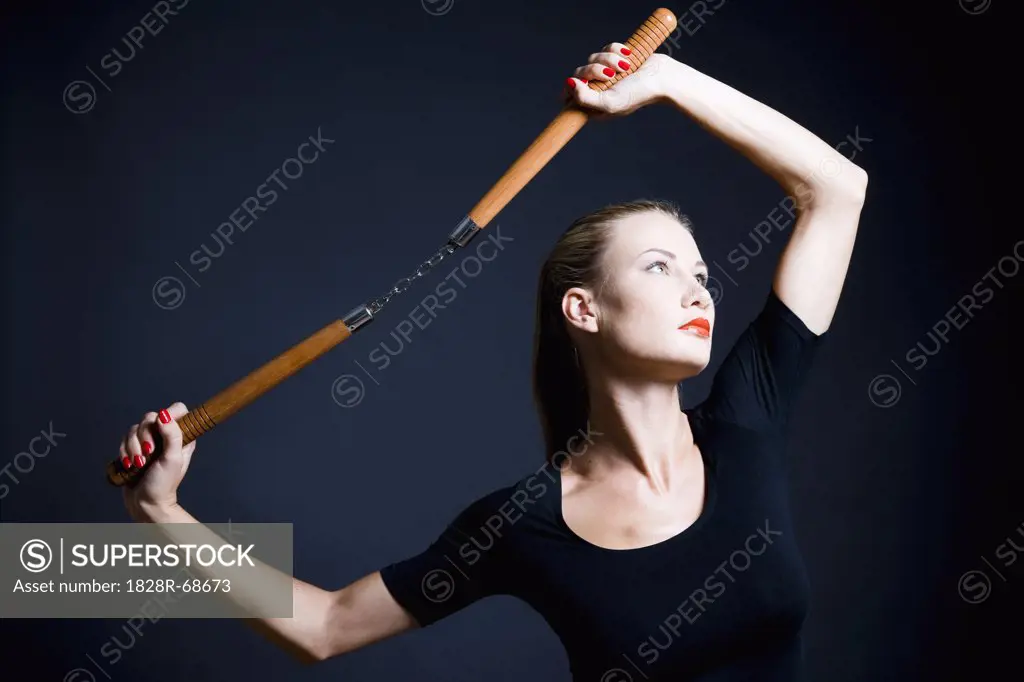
[106,319,354,487]
[466,7,677,229]
[106,8,677,488]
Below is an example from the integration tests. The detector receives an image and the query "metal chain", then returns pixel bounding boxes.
[366,240,459,316]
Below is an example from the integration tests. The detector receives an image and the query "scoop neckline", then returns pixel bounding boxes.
[554,410,718,554]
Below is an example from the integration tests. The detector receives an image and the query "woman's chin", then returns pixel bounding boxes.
[654,354,709,382]
[676,351,711,375]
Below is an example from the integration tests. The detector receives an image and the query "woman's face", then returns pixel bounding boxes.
[567,212,714,381]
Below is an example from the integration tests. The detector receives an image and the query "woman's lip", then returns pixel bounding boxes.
[679,318,711,332]
[680,325,711,338]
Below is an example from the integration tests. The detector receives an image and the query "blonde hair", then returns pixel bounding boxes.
[531,199,693,465]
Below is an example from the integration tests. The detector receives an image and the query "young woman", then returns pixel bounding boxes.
[120,42,867,680]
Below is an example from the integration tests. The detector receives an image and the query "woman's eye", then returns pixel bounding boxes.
[697,272,709,286]
[647,260,669,274]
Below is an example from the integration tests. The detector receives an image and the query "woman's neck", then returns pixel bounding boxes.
[573,375,696,492]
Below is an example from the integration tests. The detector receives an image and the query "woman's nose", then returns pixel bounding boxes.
[684,285,708,309]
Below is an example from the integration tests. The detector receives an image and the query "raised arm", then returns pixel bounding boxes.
[657,57,868,334]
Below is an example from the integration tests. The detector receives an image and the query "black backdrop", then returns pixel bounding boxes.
[2,0,1019,680]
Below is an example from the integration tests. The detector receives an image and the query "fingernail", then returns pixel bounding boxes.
[565,77,576,89]
[122,456,132,470]
[619,60,631,70]
[621,48,631,56]
[142,441,153,455]
[603,67,615,77]
[581,78,588,83]
[133,455,144,468]
[159,409,171,424]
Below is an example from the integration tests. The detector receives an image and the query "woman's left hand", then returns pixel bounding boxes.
[564,45,673,118]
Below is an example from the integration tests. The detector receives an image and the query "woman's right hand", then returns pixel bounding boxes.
[119,402,197,521]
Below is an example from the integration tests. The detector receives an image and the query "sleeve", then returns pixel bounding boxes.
[378,488,513,627]
[696,287,829,433]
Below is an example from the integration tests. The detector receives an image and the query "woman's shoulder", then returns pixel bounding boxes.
[451,468,563,534]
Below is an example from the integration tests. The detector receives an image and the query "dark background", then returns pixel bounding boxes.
[2,0,1018,680]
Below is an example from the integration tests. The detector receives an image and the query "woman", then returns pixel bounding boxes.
[120,42,867,680]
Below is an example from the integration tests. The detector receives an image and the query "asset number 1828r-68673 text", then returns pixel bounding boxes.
[127,578,231,593]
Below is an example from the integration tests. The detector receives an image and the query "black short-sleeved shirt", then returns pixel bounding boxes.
[380,288,828,681]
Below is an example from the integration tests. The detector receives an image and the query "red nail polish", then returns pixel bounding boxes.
[621,48,631,56]
[142,441,153,455]
[619,60,631,70]
[565,77,576,89]
[159,409,171,424]
[581,78,588,83]
[122,456,131,470]
[134,455,144,468]
[603,67,615,77]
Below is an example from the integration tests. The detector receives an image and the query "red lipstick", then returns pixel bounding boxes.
[679,317,711,338]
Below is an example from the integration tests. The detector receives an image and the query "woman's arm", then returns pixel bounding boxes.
[135,501,416,663]
[658,58,868,334]
[121,404,417,664]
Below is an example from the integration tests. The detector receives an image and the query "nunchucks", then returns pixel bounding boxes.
[106,7,679,487]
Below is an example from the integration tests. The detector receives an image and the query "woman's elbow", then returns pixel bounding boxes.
[294,648,324,666]
[804,160,867,209]
[826,159,868,202]
[843,162,869,199]
[281,637,331,666]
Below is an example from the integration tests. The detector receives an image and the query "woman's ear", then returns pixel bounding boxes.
[562,287,599,334]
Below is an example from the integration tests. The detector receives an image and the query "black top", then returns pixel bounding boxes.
[380,288,828,681]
